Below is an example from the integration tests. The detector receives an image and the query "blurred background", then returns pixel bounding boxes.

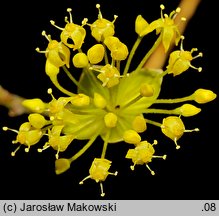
[0,0,218,199]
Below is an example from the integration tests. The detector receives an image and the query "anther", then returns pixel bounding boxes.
[67,8,73,23]
[146,164,155,175]
[100,182,105,197]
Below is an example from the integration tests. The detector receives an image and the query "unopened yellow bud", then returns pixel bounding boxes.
[193,89,217,104]
[17,129,43,146]
[135,15,149,37]
[93,93,107,109]
[140,83,154,97]
[19,122,32,132]
[104,112,118,128]
[55,158,71,175]
[72,52,89,68]
[132,116,147,133]
[87,44,105,64]
[178,104,201,117]
[70,94,90,106]
[22,98,46,113]
[45,60,60,78]
[123,129,141,145]
[28,113,47,129]
[104,36,129,60]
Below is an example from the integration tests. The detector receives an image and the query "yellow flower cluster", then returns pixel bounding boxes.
[3,4,216,197]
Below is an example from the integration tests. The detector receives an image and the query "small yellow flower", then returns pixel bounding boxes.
[89,4,117,42]
[140,4,184,52]
[104,36,129,60]
[50,8,87,50]
[44,125,75,159]
[3,3,217,197]
[36,31,70,79]
[126,140,166,174]
[193,89,217,104]
[161,116,185,149]
[87,44,105,64]
[97,64,120,88]
[79,158,118,197]
[72,52,89,68]
[166,37,203,76]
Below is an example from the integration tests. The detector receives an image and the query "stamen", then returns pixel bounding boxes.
[79,175,91,185]
[96,4,102,19]
[146,164,155,175]
[185,128,200,132]
[2,126,18,133]
[25,146,30,153]
[109,171,118,176]
[55,146,60,159]
[38,144,50,153]
[47,88,55,99]
[112,15,118,23]
[35,47,47,54]
[11,145,21,156]
[160,4,165,20]
[50,20,64,31]
[153,155,167,160]
[41,31,51,41]
[176,7,181,13]
[82,18,88,26]
[100,182,105,197]
[174,138,181,149]
[130,164,135,171]
[67,8,73,23]
[152,140,158,146]
[190,64,202,72]
[180,36,185,51]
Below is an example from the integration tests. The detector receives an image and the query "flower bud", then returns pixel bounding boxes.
[104,112,118,128]
[178,104,201,117]
[123,129,141,145]
[87,44,105,64]
[28,113,47,129]
[72,52,88,68]
[55,158,71,175]
[140,83,154,97]
[193,89,217,104]
[22,98,46,113]
[93,93,107,109]
[70,94,90,106]
[132,115,147,133]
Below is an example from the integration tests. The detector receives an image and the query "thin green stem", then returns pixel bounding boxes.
[103,44,109,65]
[145,118,162,127]
[154,95,193,104]
[62,66,87,93]
[135,35,162,72]
[101,130,110,158]
[69,134,98,163]
[144,108,179,115]
[121,94,142,110]
[123,37,142,75]
[50,76,75,96]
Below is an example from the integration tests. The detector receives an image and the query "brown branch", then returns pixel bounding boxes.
[0,85,27,117]
[144,0,201,69]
